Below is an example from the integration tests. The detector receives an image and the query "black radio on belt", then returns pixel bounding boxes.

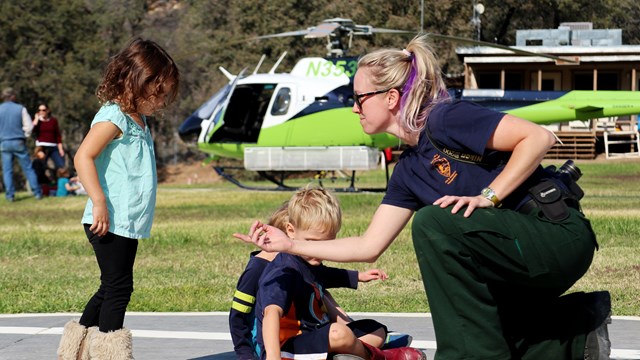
[525,160,584,222]
[545,160,584,200]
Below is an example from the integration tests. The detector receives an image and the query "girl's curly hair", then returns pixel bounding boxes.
[96,38,179,114]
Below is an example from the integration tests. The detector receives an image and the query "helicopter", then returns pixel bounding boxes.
[178,18,640,191]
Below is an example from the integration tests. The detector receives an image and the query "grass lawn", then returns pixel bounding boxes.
[0,159,638,315]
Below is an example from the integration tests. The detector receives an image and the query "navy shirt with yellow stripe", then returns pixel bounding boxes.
[230,251,357,360]
[255,253,358,357]
[229,251,270,360]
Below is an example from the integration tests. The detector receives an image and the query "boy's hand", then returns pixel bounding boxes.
[358,268,388,282]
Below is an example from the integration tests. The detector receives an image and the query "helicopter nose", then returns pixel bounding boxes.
[178,113,203,143]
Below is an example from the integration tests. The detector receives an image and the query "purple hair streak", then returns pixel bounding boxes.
[400,53,416,112]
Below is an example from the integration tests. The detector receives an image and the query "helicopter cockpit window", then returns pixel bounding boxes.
[271,87,291,116]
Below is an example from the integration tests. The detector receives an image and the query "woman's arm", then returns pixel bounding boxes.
[263,305,284,360]
[486,114,556,197]
[74,122,121,236]
[234,204,414,263]
[434,114,557,217]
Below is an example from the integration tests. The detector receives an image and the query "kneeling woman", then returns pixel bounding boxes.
[236,34,609,360]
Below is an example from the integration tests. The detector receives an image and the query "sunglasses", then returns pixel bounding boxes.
[353,88,391,110]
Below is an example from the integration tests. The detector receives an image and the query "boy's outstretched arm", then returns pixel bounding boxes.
[358,269,388,282]
[263,305,284,360]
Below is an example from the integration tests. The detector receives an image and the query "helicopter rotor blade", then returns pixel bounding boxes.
[370,28,578,64]
[251,29,311,41]
[428,33,578,63]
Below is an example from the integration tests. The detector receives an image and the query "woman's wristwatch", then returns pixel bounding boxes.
[481,187,502,208]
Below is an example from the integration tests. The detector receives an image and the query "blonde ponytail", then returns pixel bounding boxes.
[358,34,448,133]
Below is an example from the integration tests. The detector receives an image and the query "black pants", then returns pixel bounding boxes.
[79,224,138,332]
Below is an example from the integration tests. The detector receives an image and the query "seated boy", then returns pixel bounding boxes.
[230,200,410,360]
[254,187,424,360]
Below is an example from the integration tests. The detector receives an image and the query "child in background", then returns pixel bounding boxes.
[57,38,179,360]
[55,168,80,197]
[230,201,404,360]
[32,146,56,196]
[255,187,424,360]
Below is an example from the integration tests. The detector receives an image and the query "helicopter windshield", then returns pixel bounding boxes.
[198,83,232,119]
[178,83,232,142]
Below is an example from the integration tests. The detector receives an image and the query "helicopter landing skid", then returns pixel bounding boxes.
[214,167,388,193]
[214,167,296,191]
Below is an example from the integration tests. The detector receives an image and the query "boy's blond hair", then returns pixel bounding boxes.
[287,187,341,237]
[268,201,289,232]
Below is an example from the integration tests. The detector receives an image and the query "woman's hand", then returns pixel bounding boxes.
[433,195,494,218]
[233,220,293,253]
[358,268,389,282]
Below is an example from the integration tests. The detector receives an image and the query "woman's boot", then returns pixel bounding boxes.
[57,320,87,360]
[89,327,134,360]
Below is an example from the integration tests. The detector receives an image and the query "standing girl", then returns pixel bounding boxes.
[57,38,179,360]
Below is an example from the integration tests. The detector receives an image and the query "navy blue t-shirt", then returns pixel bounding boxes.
[255,253,358,356]
[383,100,546,211]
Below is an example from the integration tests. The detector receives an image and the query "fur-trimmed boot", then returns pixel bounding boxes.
[89,327,134,360]
[78,326,98,360]
[57,320,87,360]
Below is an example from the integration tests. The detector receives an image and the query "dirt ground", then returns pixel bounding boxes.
[159,161,223,185]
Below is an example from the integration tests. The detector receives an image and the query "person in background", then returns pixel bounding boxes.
[236,34,611,360]
[0,87,42,202]
[56,38,179,360]
[32,102,66,169]
[55,168,81,197]
[32,146,56,196]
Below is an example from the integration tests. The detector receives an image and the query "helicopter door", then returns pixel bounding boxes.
[210,83,277,143]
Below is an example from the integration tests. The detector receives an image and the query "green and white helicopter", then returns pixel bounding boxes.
[178,18,640,191]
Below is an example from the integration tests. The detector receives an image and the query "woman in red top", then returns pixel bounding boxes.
[32,103,65,168]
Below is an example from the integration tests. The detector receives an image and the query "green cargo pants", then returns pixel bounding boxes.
[411,205,597,360]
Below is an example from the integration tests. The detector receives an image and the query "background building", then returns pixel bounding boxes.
[456,23,640,159]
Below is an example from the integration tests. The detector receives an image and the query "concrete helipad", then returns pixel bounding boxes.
[0,312,638,360]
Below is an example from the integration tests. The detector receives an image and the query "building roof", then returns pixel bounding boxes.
[456,25,640,64]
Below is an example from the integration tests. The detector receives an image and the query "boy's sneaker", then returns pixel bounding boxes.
[584,291,612,360]
[333,355,365,360]
[382,331,413,349]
